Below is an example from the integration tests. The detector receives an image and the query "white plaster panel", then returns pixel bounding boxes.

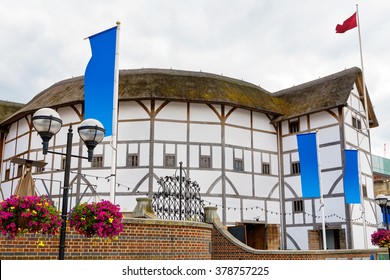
[226,197,242,224]
[57,106,82,124]
[6,122,17,140]
[188,170,221,194]
[128,143,138,154]
[243,199,265,222]
[201,145,210,155]
[153,143,164,166]
[190,123,221,143]
[286,227,310,250]
[317,126,340,145]
[17,118,30,135]
[118,121,150,141]
[344,125,358,146]
[300,116,308,131]
[212,146,222,169]
[203,196,223,215]
[271,154,279,175]
[119,101,150,119]
[310,111,339,128]
[225,147,233,169]
[266,201,281,224]
[156,102,187,120]
[283,176,302,199]
[283,154,291,175]
[252,112,274,132]
[225,108,250,127]
[190,103,220,122]
[254,175,279,198]
[281,121,289,135]
[1,181,13,200]
[165,143,175,154]
[291,152,299,162]
[116,144,127,167]
[177,144,187,164]
[189,145,199,167]
[15,134,29,155]
[244,150,252,172]
[322,170,343,195]
[253,152,261,173]
[225,126,251,147]
[282,134,298,152]
[3,141,16,160]
[293,213,304,224]
[319,145,341,170]
[154,121,187,142]
[253,131,277,151]
[139,143,149,166]
[226,172,252,196]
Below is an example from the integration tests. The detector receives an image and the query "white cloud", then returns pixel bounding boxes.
[0,0,389,156]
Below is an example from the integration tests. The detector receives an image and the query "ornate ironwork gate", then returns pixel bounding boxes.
[152,162,204,221]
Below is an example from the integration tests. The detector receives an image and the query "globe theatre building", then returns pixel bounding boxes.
[0,67,381,250]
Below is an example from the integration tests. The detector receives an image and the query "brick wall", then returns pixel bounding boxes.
[0,218,213,260]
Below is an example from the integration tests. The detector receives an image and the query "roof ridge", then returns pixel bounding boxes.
[273,66,361,96]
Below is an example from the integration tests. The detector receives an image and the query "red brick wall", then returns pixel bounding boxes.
[210,225,384,260]
[0,218,213,260]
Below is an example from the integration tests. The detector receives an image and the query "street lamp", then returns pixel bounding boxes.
[32,108,105,260]
[375,194,389,230]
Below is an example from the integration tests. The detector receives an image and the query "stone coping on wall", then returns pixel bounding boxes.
[122,217,213,230]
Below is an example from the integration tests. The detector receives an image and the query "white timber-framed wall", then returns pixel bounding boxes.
[279,82,377,250]
[0,68,380,250]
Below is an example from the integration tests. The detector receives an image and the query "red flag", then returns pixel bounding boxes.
[335,12,357,33]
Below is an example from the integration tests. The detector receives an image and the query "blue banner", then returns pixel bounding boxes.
[343,149,361,204]
[297,133,321,198]
[84,26,117,136]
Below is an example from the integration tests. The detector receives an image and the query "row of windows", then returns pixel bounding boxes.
[288,115,363,134]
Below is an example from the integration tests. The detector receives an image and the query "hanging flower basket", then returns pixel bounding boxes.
[69,200,123,239]
[371,229,390,248]
[0,195,62,239]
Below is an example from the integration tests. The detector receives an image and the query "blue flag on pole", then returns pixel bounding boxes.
[343,149,361,204]
[84,26,117,136]
[296,132,321,198]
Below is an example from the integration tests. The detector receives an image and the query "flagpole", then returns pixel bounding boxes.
[356,4,369,249]
[109,21,121,203]
[316,130,327,250]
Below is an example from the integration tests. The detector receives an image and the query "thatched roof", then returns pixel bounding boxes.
[0,67,378,128]
[0,101,25,124]
[272,67,378,127]
[0,69,285,126]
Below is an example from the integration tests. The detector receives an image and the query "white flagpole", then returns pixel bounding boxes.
[356,4,368,249]
[109,22,121,203]
[316,130,327,250]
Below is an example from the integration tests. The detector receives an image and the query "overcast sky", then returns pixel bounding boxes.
[0,0,389,157]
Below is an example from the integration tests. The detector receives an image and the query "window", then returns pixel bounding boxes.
[293,200,304,213]
[352,116,362,130]
[289,120,299,134]
[262,163,270,174]
[127,154,139,167]
[91,155,103,168]
[61,158,66,170]
[17,165,23,177]
[200,155,211,168]
[233,159,243,171]
[164,154,176,167]
[292,162,300,174]
[362,184,367,198]
[35,166,45,173]
[5,168,10,181]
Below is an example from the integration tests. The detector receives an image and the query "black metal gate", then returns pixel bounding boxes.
[152,162,204,222]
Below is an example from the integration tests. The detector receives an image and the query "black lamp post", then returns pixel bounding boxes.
[375,194,390,260]
[375,194,390,230]
[32,108,105,260]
